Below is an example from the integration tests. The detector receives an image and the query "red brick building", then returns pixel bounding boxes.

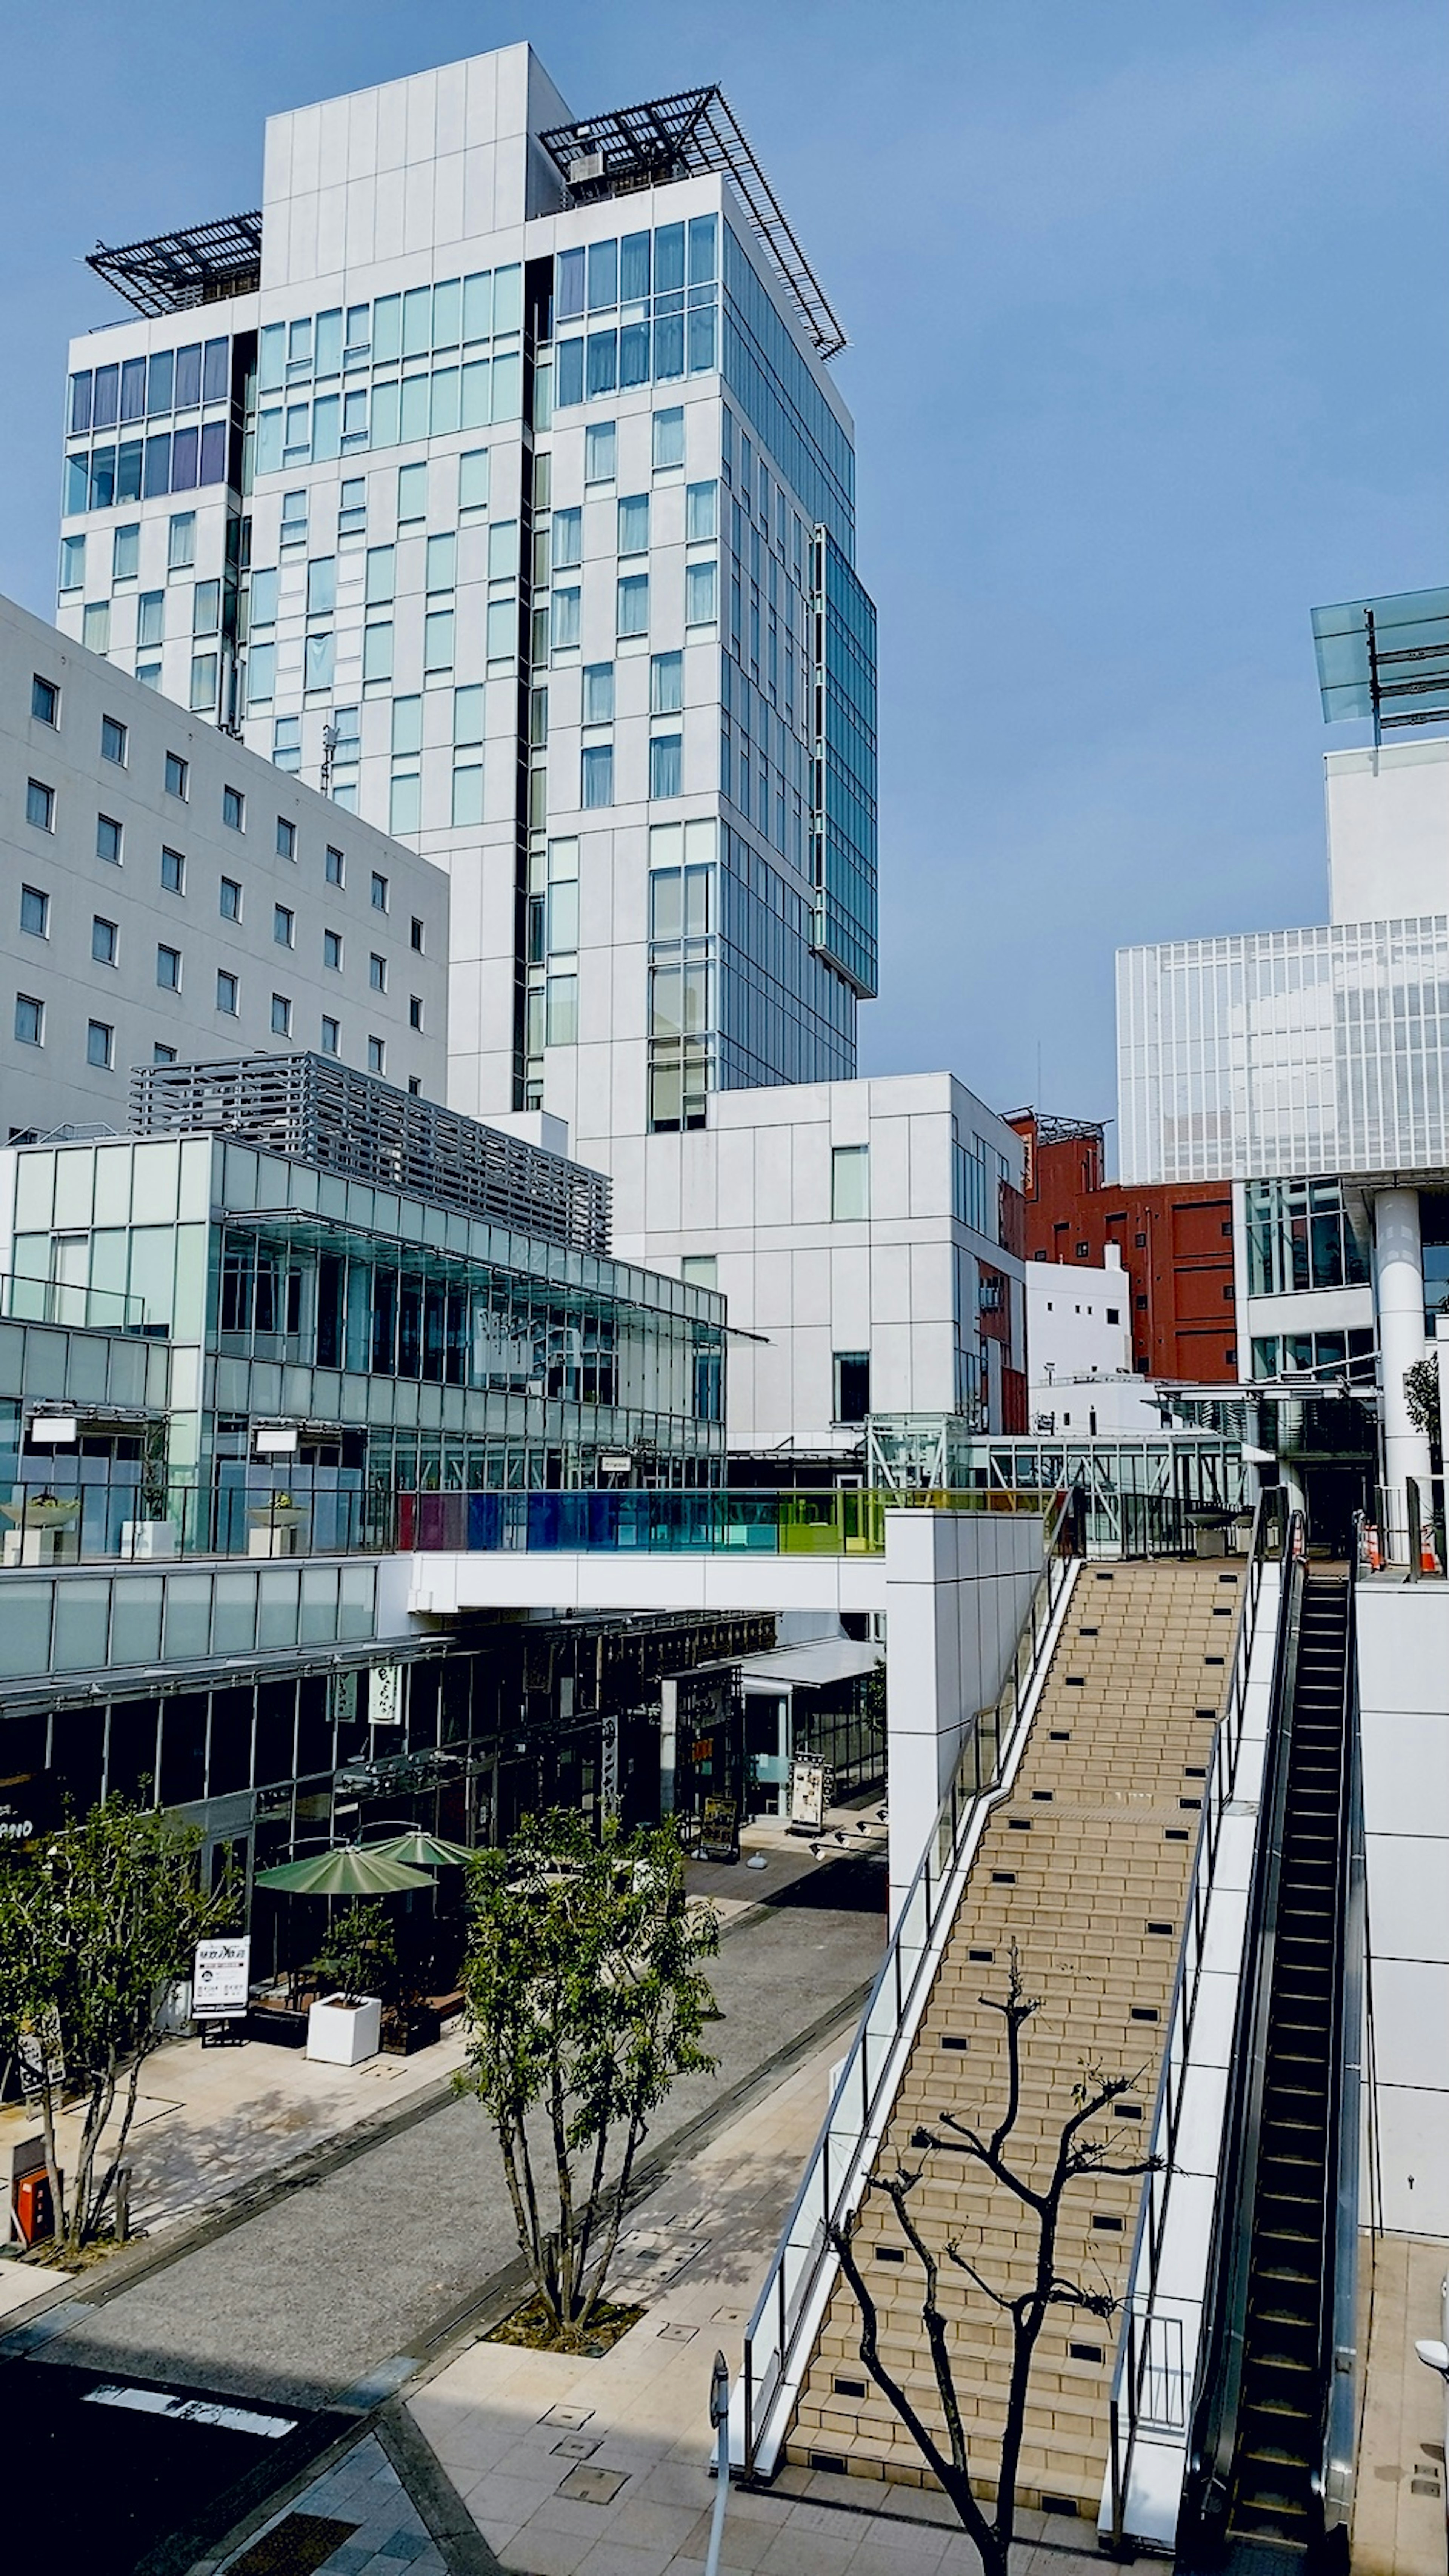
[1007,1112,1238,1384]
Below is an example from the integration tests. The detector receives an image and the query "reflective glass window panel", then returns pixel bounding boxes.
[372,295,401,361]
[493,264,522,332]
[432,278,460,348]
[117,441,143,503]
[143,433,171,499]
[69,371,93,435]
[463,269,493,339]
[618,493,649,554]
[199,420,226,484]
[555,339,584,408]
[259,323,285,392]
[654,312,685,381]
[174,343,202,408]
[314,308,342,376]
[169,422,200,489]
[655,224,685,294]
[688,214,718,284]
[587,239,618,312]
[202,338,229,402]
[402,286,431,356]
[92,366,119,430]
[147,349,174,415]
[621,231,650,302]
[137,591,164,647]
[586,331,618,398]
[112,523,140,582]
[120,358,147,423]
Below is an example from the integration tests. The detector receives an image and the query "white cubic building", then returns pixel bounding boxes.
[1024,1250,1162,1436]
[1,590,448,1137]
[1117,587,1449,1546]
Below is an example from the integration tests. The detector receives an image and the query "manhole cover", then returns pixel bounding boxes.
[558,2465,628,2506]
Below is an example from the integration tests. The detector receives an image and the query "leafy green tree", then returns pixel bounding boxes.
[319,1900,396,2005]
[457,1810,720,2344]
[0,1800,234,2255]
[1405,1353,1442,1471]
[827,1948,1159,2576]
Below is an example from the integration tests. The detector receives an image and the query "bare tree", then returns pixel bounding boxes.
[826,1946,1159,2576]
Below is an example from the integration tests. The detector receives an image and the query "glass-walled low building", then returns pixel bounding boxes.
[0,1067,726,1554]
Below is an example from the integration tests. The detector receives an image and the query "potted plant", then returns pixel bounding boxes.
[246,1491,309,1559]
[2,1489,83,1565]
[306,1902,395,2066]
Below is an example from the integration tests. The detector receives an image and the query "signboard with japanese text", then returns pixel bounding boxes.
[193,1936,251,2021]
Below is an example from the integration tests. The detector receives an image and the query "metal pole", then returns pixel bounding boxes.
[704,2349,731,2576]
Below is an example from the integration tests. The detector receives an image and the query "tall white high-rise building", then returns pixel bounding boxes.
[57,46,877,1180]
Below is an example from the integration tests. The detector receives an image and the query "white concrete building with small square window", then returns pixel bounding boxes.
[0,590,448,1137]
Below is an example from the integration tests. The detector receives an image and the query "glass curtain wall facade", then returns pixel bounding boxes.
[55,48,877,1172]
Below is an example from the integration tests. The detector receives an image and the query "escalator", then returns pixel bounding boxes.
[1180,1553,1363,2571]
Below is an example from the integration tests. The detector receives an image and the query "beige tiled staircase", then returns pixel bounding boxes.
[788,1559,1244,2530]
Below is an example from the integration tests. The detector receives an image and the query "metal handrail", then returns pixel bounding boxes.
[1318,1546,1366,2542]
[1104,1492,1280,2545]
[1176,1510,1311,2553]
[732,1498,1078,2478]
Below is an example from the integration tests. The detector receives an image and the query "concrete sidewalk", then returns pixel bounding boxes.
[401,2035,1100,2576]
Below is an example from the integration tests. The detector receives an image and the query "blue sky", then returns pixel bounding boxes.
[1,2,1443,1137]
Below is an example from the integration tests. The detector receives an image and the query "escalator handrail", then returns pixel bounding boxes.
[1315,1559,1363,2538]
[1179,1509,1309,2553]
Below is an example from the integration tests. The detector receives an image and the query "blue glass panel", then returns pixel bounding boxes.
[199,420,227,486]
[460,359,490,429]
[342,387,368,442]
[202,338,229,402]
[555,247,585,322]
[369,380,400,447]
[143,432,171,499]
[92,364,119,430]
[174,343,202,408]
[494,264,523,332]
[171,424,199,489]
[492,353,522,419]
[120,358,146,423]
[555,338,584,407]
[432,278,460,347]
[372,295,401,361]
[586,330,618,398]
[312,392,340,462]
[654,313,685,381]
[462,270,492,340]
[400,374,429,441]
[146,349,174,415]
[688,304,717,373]
[587,238,618,312]
[314,308,343,375]
[467,1493,503,1549]
[430,367,460,435]
[285,401,310,455]
[65,452,90,514]
[258,322,285,392]
[90,446,116,509]
[688,214,718,284]
[69,371,93,436]
[402,286,431,356]
[620,231,650,301]
[655,224,685,294]
[619,322,649,388]
[116,439,143,502]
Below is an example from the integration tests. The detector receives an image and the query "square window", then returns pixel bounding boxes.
[407,1075,422,1096]
[320,1014,340,1055]
[161,846,185,894]
[87,1019,113,1070]
[369,952,386,993]
[371,871,388,913]
[154,1044,177,1065]
[216,970,238,1015]
[367,1035,385,1076]
[271,992,292,1037]
[92,915,118,966]
[219,876,242,922]
[26,779,54,832]
[15,994,43,1047]
[31,676,58,727]
[650,651,683,715]
[583,662,615,724]
[20,887,48,938]
[409,995,423,1030]
[165,750,189,799]
[222,784,245,831]
[274,903,294,947]
[326,844,345,887]
[323,928,342,970]
[100,713,128,765]
[276,816,296,860]
[96,813,122,865]
[157,944,181,990]
[410,916,424,953]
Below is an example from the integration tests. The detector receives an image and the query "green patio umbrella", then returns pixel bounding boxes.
[362,1829,477,1870]
[255,1846,434,1895]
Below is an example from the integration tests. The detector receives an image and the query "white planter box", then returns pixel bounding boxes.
[306,1993,382,2066]
[122,1519,178,1560]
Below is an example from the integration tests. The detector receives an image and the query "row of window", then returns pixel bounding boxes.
[15,989,398,1078]
[18,873,421,1001]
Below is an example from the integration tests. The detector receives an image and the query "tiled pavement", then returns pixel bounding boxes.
[208,2433,450,2576]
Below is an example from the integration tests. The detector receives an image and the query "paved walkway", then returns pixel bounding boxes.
[1352,2229,1449,2576]
[403,2037,1102,2576]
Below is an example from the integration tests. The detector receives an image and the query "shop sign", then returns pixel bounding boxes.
[789,1757,831,1832]
[369,1664,403,1726]
[193,1936,251,2021]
